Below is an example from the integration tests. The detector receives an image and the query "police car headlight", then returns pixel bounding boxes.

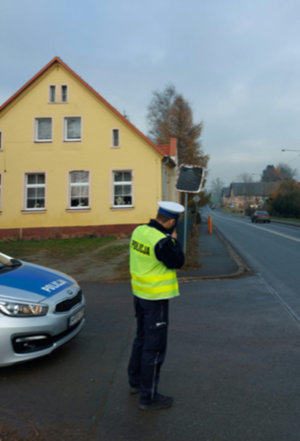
[0,300,48,317]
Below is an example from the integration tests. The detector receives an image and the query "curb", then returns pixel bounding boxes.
[177,223,251,282]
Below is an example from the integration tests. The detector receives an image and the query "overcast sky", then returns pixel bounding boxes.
[2,0,300,189]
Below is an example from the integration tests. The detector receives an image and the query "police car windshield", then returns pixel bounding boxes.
[0,253,21,268]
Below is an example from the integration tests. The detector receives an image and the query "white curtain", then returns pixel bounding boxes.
[37,119,51,140]
[67,118,81,139]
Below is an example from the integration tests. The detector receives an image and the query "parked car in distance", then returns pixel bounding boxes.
[0,252,85,367]
[251,211,271,223]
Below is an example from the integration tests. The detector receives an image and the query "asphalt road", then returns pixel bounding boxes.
[203,207,300,322]
[3,279,300,441]
[3,213,300,440]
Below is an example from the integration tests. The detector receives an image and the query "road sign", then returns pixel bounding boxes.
[175,164,205,193]
[175,164,205,255]
[193,195,200,202]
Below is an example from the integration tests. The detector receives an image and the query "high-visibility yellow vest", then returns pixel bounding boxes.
[130,225,180,300]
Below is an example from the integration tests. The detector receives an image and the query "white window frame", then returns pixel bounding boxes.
[68,170,90,209]
[112,169,133,208]
[34,117,53,143]
[111,128,120,148]
[0,131,2,151]
[61,85,68,103]
[24,173,46,211]
[64,117,82,142]
[49,85,56,103]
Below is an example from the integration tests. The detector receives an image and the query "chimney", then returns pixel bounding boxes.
[170,138,177,157]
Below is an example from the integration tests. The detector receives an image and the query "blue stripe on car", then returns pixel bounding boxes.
[0,265,72,297]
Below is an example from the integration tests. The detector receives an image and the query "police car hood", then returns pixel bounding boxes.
[0,261,76,302]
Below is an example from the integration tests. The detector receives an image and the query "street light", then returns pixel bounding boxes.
[282,149,300,152]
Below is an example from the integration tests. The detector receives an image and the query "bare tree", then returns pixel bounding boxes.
[261,163,297,182]
[210,178,225,203]
[277,162,298,180]
[236,172,254,183]
[146,84,177,142]
[157,95,208,166]
[147,86,209,167]
[146,85,210,206]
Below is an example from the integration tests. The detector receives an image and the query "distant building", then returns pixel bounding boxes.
[222,182,279,208]
[0,57,179,240]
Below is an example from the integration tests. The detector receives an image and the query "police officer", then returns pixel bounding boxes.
[128,201,185,411]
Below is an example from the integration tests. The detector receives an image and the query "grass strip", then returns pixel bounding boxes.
[0,236,117,259]
[270,216,300,223]
[180,226,201,271]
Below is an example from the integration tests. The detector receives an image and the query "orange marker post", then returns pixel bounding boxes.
[208,216,213,234]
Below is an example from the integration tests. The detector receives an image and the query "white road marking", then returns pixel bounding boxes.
[257,274,300,325]
[210,212,300,244]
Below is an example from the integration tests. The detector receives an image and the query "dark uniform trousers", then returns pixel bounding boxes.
[128,296,169,404]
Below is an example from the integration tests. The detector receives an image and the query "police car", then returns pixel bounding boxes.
[0,252,85,367]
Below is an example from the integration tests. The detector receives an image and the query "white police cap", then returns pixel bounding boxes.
[157,201,185,219]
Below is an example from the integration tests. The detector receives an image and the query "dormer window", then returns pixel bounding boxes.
[112,129,120,148]
[49,86,56,103]
[61,85,68,102]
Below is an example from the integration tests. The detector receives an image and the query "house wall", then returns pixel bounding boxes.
[0,64,164,238]
[165,165,179,203]
[223,192,263,208]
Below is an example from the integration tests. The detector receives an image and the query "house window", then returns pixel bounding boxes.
[49,86,56,103]
[113,171,132,207]
[112,129,120,147]
[25,173,46,210]
[35,118,52,142]
[69,171,89,208]
[64,117,81,141]
[61,85,68,102]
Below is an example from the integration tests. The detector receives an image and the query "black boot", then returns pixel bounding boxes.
[139,394,173,411]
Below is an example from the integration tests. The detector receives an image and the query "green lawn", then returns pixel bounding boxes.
[0,236,117,259]
[270,216,300,223]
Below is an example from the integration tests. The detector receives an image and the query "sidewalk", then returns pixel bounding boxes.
[179,222,244,279]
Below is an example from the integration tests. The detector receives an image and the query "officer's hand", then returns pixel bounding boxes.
[171,230,178,239]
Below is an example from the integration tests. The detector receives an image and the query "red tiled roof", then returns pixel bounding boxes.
[0,57,170,159]
[160,145,170,155]
[159,139,177,157]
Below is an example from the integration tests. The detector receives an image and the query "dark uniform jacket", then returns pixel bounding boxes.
[148,219,185,270]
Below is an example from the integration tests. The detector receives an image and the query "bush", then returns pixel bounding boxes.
[272,192,300,218]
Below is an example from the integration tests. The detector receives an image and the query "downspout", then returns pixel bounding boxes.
[162,156,171,201]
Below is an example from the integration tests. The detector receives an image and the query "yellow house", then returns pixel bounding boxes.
[0,57,179,239]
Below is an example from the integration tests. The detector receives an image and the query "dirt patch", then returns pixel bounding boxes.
[3,238,131,283]
[0,229,199,283]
